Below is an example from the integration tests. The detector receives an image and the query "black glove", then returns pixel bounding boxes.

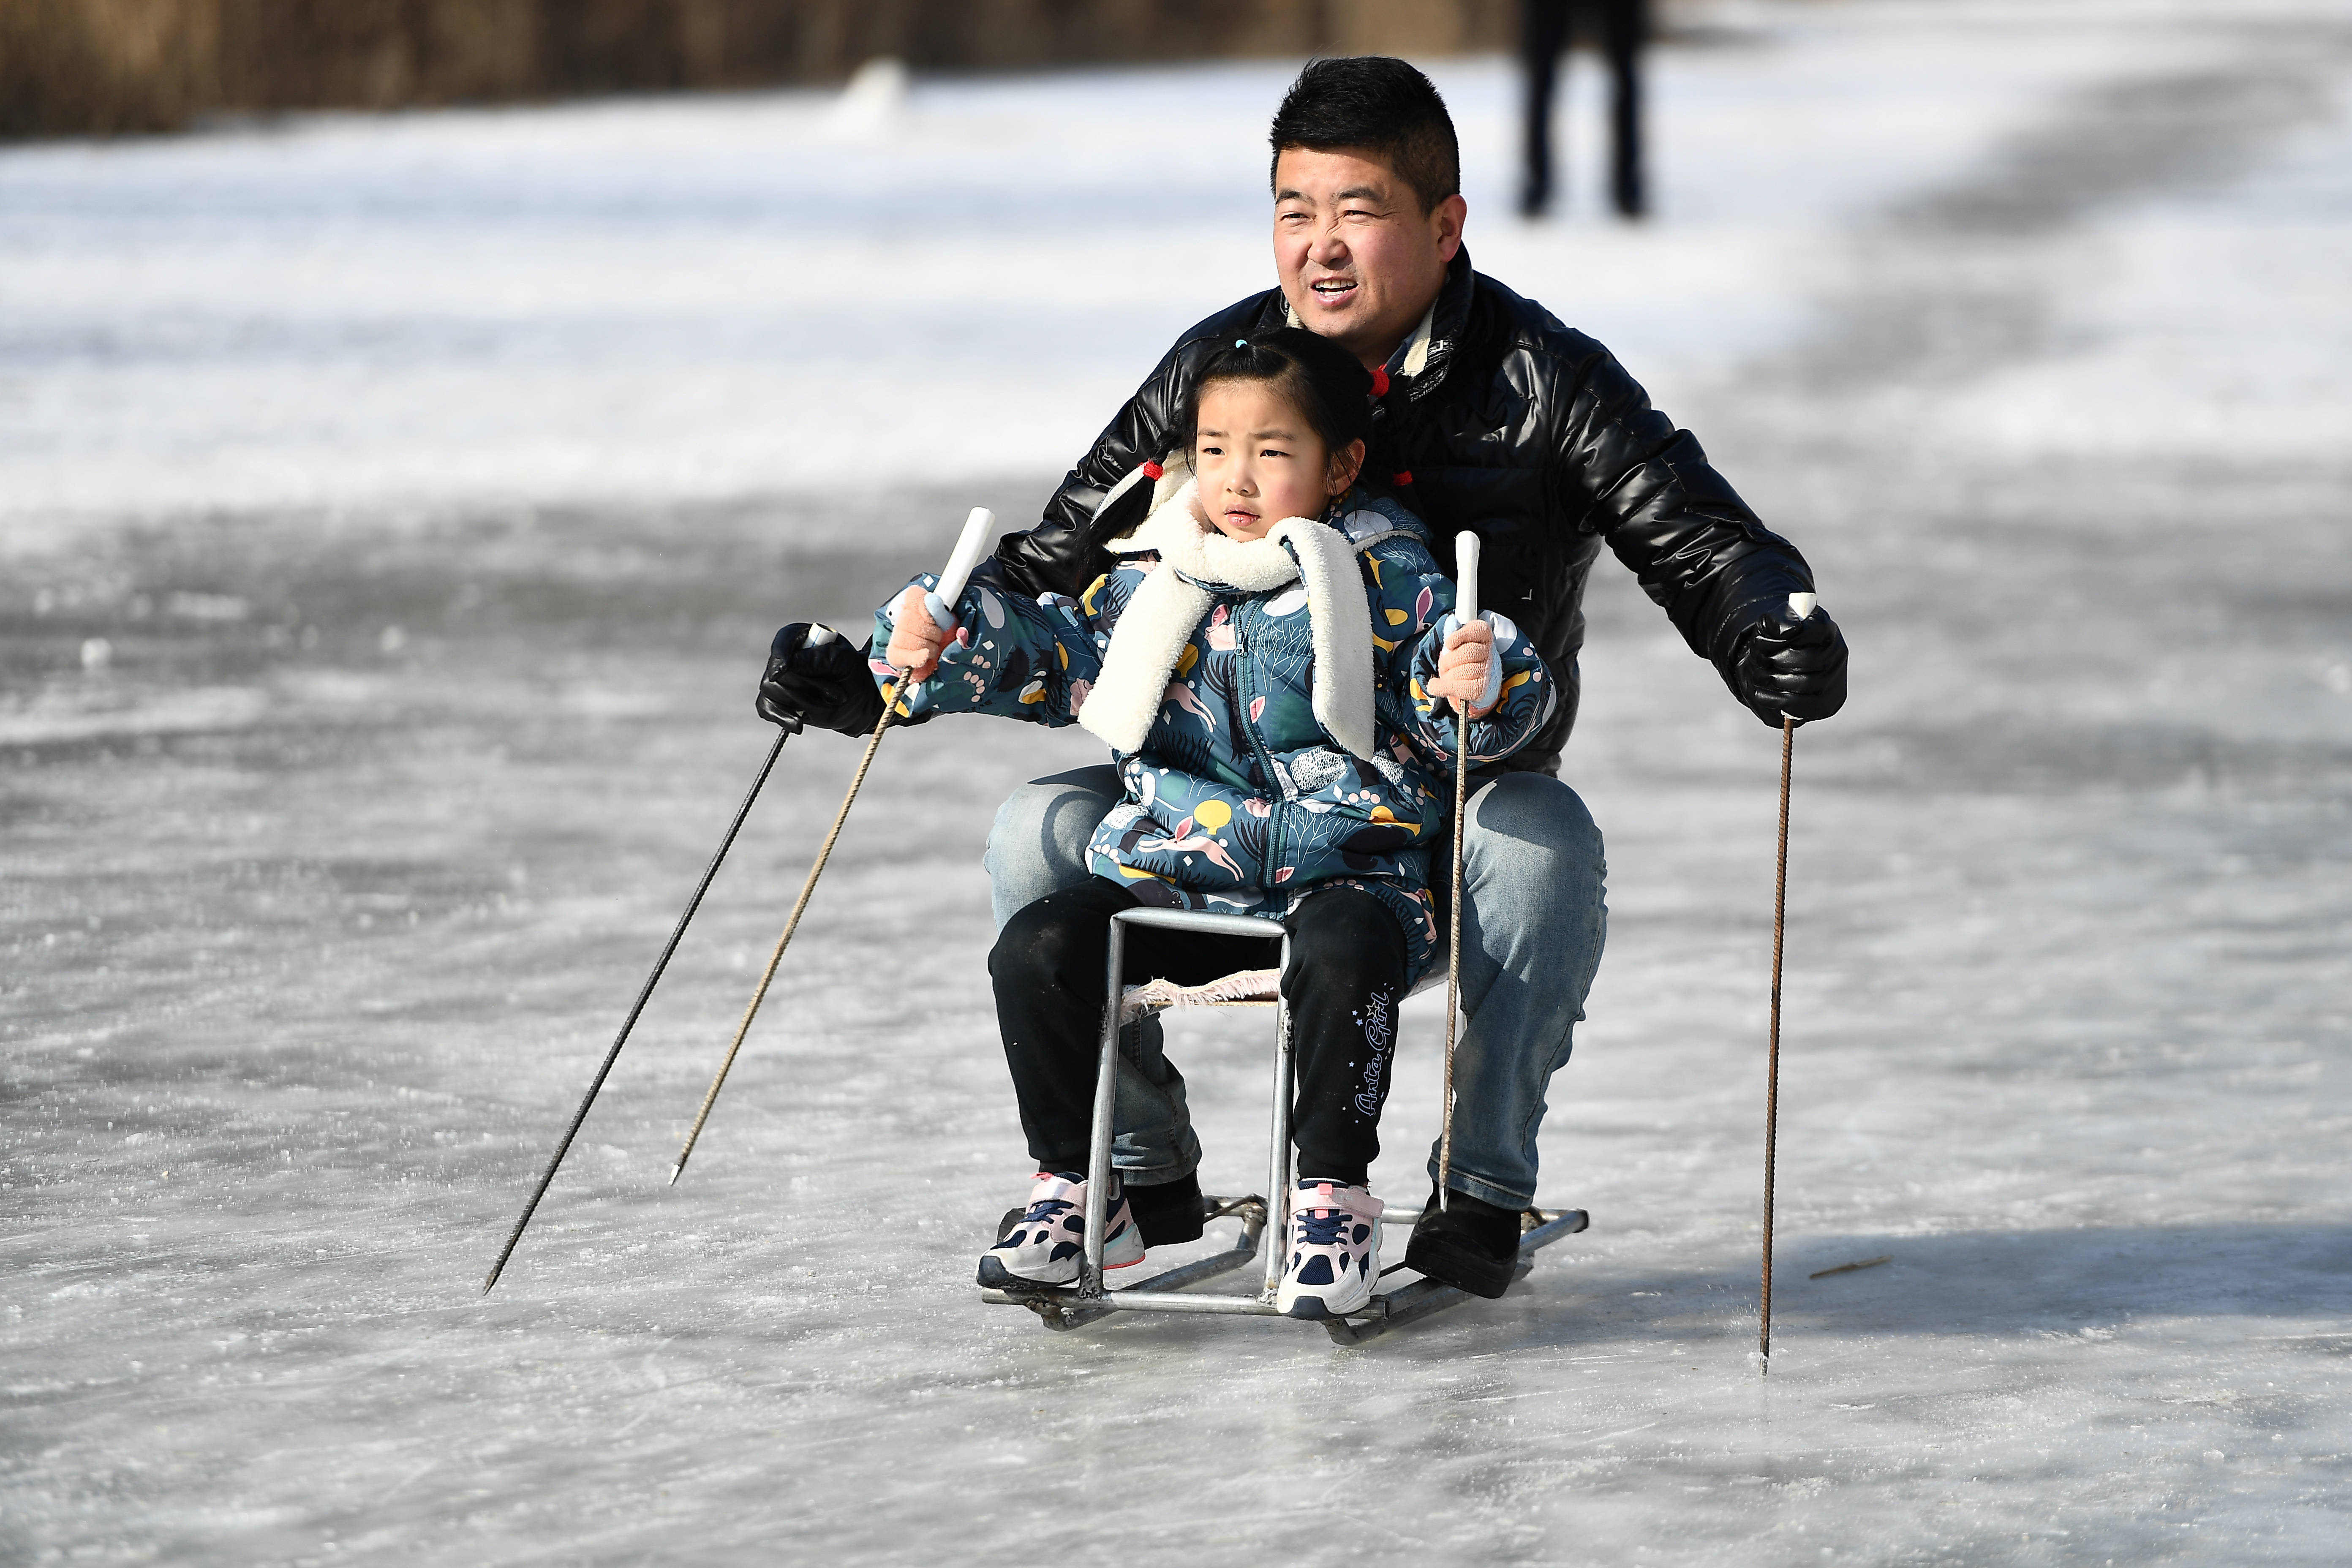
[756,623,885,737]
[1732,601,1848,726]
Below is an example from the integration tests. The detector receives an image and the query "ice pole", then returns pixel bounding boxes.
[669,506,997,1185]
[1760,588,1814,1367]
[1437,531,1481,1210]
[481,721,795,1294]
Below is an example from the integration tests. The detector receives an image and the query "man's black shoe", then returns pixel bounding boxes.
[1124,1171,1205,1247]
[1403,1183,1524,1299]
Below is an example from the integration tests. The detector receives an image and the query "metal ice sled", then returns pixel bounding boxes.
[978,905,1588,1345]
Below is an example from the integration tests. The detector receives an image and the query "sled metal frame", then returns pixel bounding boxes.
[977,906,1591,1343]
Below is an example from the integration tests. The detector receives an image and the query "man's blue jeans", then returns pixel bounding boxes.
[982,766,1607,1210]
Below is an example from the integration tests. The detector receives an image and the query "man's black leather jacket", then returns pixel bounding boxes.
[984,246,1819,776]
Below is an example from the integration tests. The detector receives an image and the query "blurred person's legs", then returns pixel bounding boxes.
[1522,0,1647,220]
[1427,774,1608,1211]
[984,768,1202,1218]
[1604,0,1647,218]
[1519,0,1573,217]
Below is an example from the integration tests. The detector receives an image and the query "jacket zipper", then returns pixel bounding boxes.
[1231,607,1287,885]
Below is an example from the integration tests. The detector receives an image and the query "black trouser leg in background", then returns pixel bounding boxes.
[990,883,1407,1189]
[1605,0,1647,218]
[1519,0,1572,217]
[1523,0,1647,220]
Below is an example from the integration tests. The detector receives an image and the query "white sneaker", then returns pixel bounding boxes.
[976,1171,1145,1289]
[1276,1179,1384,1318]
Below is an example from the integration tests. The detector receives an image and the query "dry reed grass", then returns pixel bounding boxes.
[0,0,1517,139]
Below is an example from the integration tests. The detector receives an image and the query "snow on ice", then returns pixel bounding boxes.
[3,1,2349,1563]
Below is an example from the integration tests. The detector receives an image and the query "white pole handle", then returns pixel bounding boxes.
[1788,591,1816,620]
[1455,531,1481,623]
[935,506,996,609]
[896,506,995,678]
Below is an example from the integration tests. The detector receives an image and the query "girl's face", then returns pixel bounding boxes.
[1192,379,1363,542]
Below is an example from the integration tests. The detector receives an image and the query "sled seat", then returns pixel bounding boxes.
[1117,951,1446,1027]
[1117,966,1282,1024]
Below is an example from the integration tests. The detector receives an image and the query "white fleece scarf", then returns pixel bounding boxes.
[1077,476,1378,760]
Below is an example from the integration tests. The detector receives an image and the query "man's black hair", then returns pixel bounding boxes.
[1269,56,1461,216]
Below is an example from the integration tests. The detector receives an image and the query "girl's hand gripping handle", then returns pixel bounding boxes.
[1429,531,1500,718]
[886,506,996,686]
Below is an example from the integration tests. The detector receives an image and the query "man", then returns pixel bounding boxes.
[757,57,1847,1299]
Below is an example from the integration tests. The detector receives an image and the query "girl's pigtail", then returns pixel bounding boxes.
[1090,456,1168,546]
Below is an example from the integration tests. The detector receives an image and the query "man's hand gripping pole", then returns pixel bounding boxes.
[670,506,997,1185]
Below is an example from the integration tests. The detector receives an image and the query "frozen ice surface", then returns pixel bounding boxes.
[5,1,2351,1563]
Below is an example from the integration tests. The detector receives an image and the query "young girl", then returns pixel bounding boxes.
[874,329,1553,1318]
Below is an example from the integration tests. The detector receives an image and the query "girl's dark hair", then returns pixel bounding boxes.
[1184,327,1373,471]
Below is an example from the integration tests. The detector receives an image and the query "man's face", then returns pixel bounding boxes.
[1273,146,1466,369]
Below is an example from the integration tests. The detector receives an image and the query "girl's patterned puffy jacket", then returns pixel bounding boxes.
[871,480,1554,979]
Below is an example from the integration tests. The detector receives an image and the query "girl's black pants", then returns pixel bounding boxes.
[989,880,1407,1188]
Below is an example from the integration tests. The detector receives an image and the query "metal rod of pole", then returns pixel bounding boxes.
[1440,704,1467,1210]
[1760,711,1795,1365]
[669,683,903,1184]
[482,725,792,1295]
[1439,533,1481,1213]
